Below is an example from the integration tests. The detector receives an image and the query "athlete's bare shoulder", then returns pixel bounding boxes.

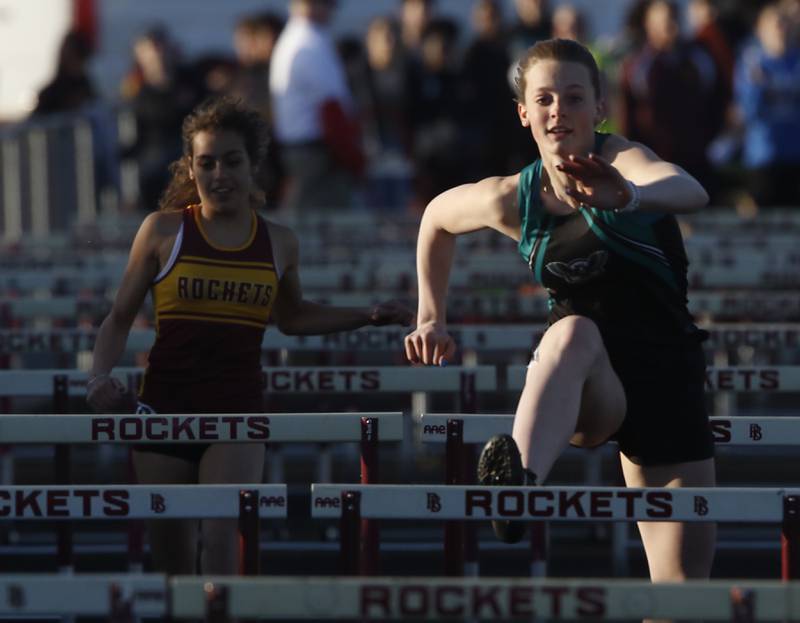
[428,173,521,239]
[135,210,183,265]
[496,173,522,212]
[264,219,299,273]
[600,133,659,164]
[140,209,182,238]
[472,173,522,235]
[263,219,298,248]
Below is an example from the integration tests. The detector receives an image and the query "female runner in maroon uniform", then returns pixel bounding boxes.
[87,97,411,574]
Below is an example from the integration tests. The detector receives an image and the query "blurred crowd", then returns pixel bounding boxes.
[26,0,800,213]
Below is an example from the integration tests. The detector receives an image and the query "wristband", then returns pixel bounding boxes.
[615,179,640,213]
[86,373,110,388]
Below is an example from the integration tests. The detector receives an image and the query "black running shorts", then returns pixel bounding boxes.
[532,328,715,466]
[135,377,264,463]
[603,333,714,466]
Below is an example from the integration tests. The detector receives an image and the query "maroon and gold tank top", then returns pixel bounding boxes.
[143,204,279,391]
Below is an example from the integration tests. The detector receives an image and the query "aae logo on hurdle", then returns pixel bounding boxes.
[311,485,784,522]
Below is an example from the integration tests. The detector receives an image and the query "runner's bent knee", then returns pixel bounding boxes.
[540,315,605,371]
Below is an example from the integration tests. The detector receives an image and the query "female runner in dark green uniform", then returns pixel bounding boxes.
[404,38,715,583]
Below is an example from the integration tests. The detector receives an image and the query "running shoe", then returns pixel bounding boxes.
[477,434,537,544]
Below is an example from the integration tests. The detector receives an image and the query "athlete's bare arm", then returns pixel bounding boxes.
[88,212,179,411]
[558,134,709,214]
[404,175,521,366]
[269,222,411,335]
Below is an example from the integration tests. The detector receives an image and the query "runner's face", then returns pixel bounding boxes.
[517,59,600,159]
[190,130,254,214]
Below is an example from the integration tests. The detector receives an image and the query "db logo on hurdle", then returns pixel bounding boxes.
[694,496,709,516]
[6,584,25,608]
[427,493,442,513]
[750,424,763,441]
[150,494,166,514]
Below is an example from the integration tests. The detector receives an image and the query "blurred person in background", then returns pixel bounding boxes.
[619,0,726,202]
[32,29,119,205]
[192,54,239,99]
[399,0,436,58]
[33,30,97,116]
[686,0,742,203]
[507,0,552,64]
[734,2,800,207]
[407,17,465,210]
[505,0,552,170]
[121,27,201,211]
[550,4,617,133]
[337,36,369,102]
[230,13,284,116]
[688,0,734,100]
[782,0,800,44]
[551,3,587,42]
[230,12,285,210]
[460,0,519,179]
[355,16,415,210]
[600,0,650,76]
[270,0,364,211]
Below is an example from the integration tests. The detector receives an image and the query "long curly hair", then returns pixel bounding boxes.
[158,96,269,211]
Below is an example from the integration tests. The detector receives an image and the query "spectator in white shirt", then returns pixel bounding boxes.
[270,0,364,211]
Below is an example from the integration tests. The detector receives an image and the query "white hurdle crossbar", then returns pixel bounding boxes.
[3,323,800,354]
[0,574,797,620]
[0,412,400,574]
[0,414,398,573]
[507,365,800,392]
[2,365,797,396]
[5,251,800,290]
[420,414,800,446]
[0,484,286,520]
[0,484,284,574]
[312,484,783,523]
[420,413,800,579]
[0,366,497,396]
[4,290,800,322]
[0,412,403,443]
[0,573,166,617]
[172,576,794,621]
[313,484,800,579]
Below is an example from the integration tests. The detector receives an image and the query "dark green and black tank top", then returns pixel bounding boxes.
[518,133,701,344]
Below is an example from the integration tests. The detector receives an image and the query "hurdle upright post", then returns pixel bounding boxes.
[109,583,134,623]
[530,521,548,577]
[459,370,480,577]
[124,378,145,573]
[127,449,145,573]
[53,374,73,573]
[0,310,10,415]
[359,417,379,575]
[444,418,466,576]
[781,494,800,580]
[340,491,362,575]
[730,587,755,623]
[238,490,260,575]
[204,582,231,623]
